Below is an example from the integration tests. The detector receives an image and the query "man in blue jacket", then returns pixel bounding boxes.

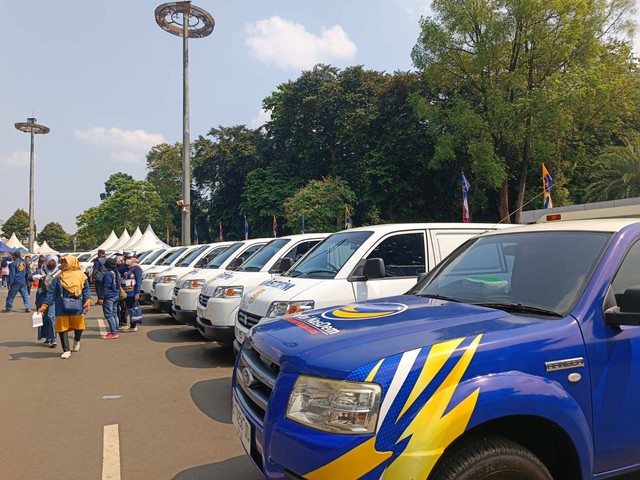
[3,251,32,313]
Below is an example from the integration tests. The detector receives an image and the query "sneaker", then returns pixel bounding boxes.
[71,340,80,352]
[130,325,138,332]
[120,324,130,330]
[60,351,71,359]
[105,333,119,339]
[49,342,58,348]
[1,309,12,313]
[25,309,31,313]
[43,340,52,347]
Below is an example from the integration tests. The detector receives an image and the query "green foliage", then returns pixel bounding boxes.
[586,134,640,201]
[38,222,71,250]
[2,209,30,240]
[145,143,183,241]
[283,177,356,232]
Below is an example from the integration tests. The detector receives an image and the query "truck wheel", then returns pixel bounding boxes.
[429,434,552,480]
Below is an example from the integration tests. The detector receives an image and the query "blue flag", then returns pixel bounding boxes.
[461,173,471,223]
[301,213,305,234]
[542,163,554,209]
[244,215,249,240]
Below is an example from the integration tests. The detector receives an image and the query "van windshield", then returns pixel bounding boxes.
[286,231,373,279]
[141,249,165,265]
[177,245,209,267]
[237,239,289,272]
[411,231,611,316]
[159,247,188,266]
[207,243,243,269]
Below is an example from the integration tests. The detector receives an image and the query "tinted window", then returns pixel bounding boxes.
[160,247,188,266]
[177,245,210,267]
[612,241,640,300]
[141,249,166,265]
[367,232,426,277]
[229,244,265,270]
[208,243,243,269]
[269,240,322,274]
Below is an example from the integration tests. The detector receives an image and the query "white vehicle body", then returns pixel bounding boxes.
[171,238,270,326]
[137,248,169,272]
[195,233,330,346]
[140,246,193,303]
[150,243,231,313]
[234,223,514,351]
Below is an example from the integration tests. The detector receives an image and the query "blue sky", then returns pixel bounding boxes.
[1,1,637,234]
[0,0,431,233]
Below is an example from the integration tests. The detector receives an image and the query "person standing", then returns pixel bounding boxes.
[24,255,33,296]
[101,258,120,339]
[116,253,128,329]
[0,255,8,288]
[91,249,107,306]
[3,251,31,313]
[30,255,60,347]
[38,256,91,359]
[120,253,142,331]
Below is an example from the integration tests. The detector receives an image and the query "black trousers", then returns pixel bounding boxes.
[59,330,82,352]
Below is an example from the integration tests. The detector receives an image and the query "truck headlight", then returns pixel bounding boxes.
[143,272,157,280]
[158,275,177,284]
[286,375,381,434]
[266,300,314,318]
[213,286,244,298]
[182,279,205,289]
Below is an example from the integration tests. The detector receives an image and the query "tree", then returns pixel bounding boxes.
[411,0,638,222]
[283,177,356,233]
[586,135,640,201]
[38,222,71,250]
[146,143,183,241]
[2,209,30,240]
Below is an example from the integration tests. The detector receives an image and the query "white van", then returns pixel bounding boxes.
[234,223,513,351]
[195,233,330,346]
[171,238,270,325]
[150,243,231,313]
[140,246,194,304]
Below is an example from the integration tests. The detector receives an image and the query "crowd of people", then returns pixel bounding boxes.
[0,249,143,359]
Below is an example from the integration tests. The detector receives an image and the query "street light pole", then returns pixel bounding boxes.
[14,118,50,252]
[155,1,214,246]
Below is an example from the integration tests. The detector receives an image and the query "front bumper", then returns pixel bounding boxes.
[139,292,152,304]
[152,297,173,313]
[196,316,234,345]
[172,305,197,326]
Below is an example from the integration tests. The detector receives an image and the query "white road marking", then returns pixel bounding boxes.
[102,424,121,480]
[102,395,122,400]
[97,318,108,337]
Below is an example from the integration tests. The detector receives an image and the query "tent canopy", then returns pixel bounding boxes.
[5,233,27,251]
[120,227,143,250]
[106,229,131,252]
[93,230,119,252]
[0,241,17,254]
[37,241,59,255]
[129,225,170,251]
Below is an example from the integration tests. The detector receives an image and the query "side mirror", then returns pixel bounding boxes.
[363,258,385,280]
[195,258,208,268]
[229,257,243,270]
[605,285,640,326]
[278,257,293,273]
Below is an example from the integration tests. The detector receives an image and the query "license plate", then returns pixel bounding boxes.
[232,396,251,453]
[235,326,246,344]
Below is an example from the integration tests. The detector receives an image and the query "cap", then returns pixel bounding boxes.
[116,250,123,255]
[124,251,134,258]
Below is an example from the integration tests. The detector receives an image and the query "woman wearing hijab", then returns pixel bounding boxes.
[101,258,120,338]
[29,255,60,347]
[39,256,91,359]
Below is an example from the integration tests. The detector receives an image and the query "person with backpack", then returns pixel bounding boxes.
[120,253,143,332]
[3,251,31,313]
[30,255,60,347]
[91,249,108,306]
[38,255,91,359]
[101,258,121,339]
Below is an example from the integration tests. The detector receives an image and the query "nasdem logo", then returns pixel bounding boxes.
[321,303,407,321]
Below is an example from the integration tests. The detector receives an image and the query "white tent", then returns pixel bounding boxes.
[106,229,131,252]
[119,227,143,251]
[129,225,170,251]
[6,233,27,251]
[37,241,59,255]
[32,241,40,253]
[93,230,119,252]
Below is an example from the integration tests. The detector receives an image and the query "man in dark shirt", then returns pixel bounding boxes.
[91,249,108,306]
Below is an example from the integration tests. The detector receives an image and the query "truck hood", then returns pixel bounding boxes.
[201,271,273,297]
[248,295,554,378]
[239,277,327,316]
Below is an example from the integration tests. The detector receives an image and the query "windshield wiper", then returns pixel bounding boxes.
[292,269,337,278]
[473,302,562,318]
[417,294,461,303]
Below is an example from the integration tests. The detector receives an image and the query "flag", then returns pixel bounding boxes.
[344,206,352,230]
[243,215,249,240]
[193,224,199,245]
[272,215,278,237]
[301,213,305,234]
[219,222,224,242]
[166,225,170,243]
[461,173,471,223]
[542,163,554,209]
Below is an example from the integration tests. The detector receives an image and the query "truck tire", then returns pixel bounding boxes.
[429,434,552,480]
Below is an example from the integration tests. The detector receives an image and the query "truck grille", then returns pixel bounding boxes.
[198,294,210,308]
[237,309,261,329]
[236,343,279,424]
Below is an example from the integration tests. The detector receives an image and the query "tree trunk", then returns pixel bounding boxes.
[499,179,510,223]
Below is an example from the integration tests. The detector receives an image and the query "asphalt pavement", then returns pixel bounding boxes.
[0,289,261,480]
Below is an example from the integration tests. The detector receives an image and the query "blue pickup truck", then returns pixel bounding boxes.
[232,219,640,479]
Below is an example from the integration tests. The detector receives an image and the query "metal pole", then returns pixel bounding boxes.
[28,127,35,251]
[182,10,191,246]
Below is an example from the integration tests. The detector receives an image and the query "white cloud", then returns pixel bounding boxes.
[74,127,164,151]
[110,151,143,163]
[245,16,357,70]
[1,151,30,166]
[250,109,272,129]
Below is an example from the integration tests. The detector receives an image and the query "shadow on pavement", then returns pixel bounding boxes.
[165,343,235,369]
[190,377,233,424]
[0,341,44,348]
[171,455,260,480]
[9,351,62,360]
[147,327,204,344]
